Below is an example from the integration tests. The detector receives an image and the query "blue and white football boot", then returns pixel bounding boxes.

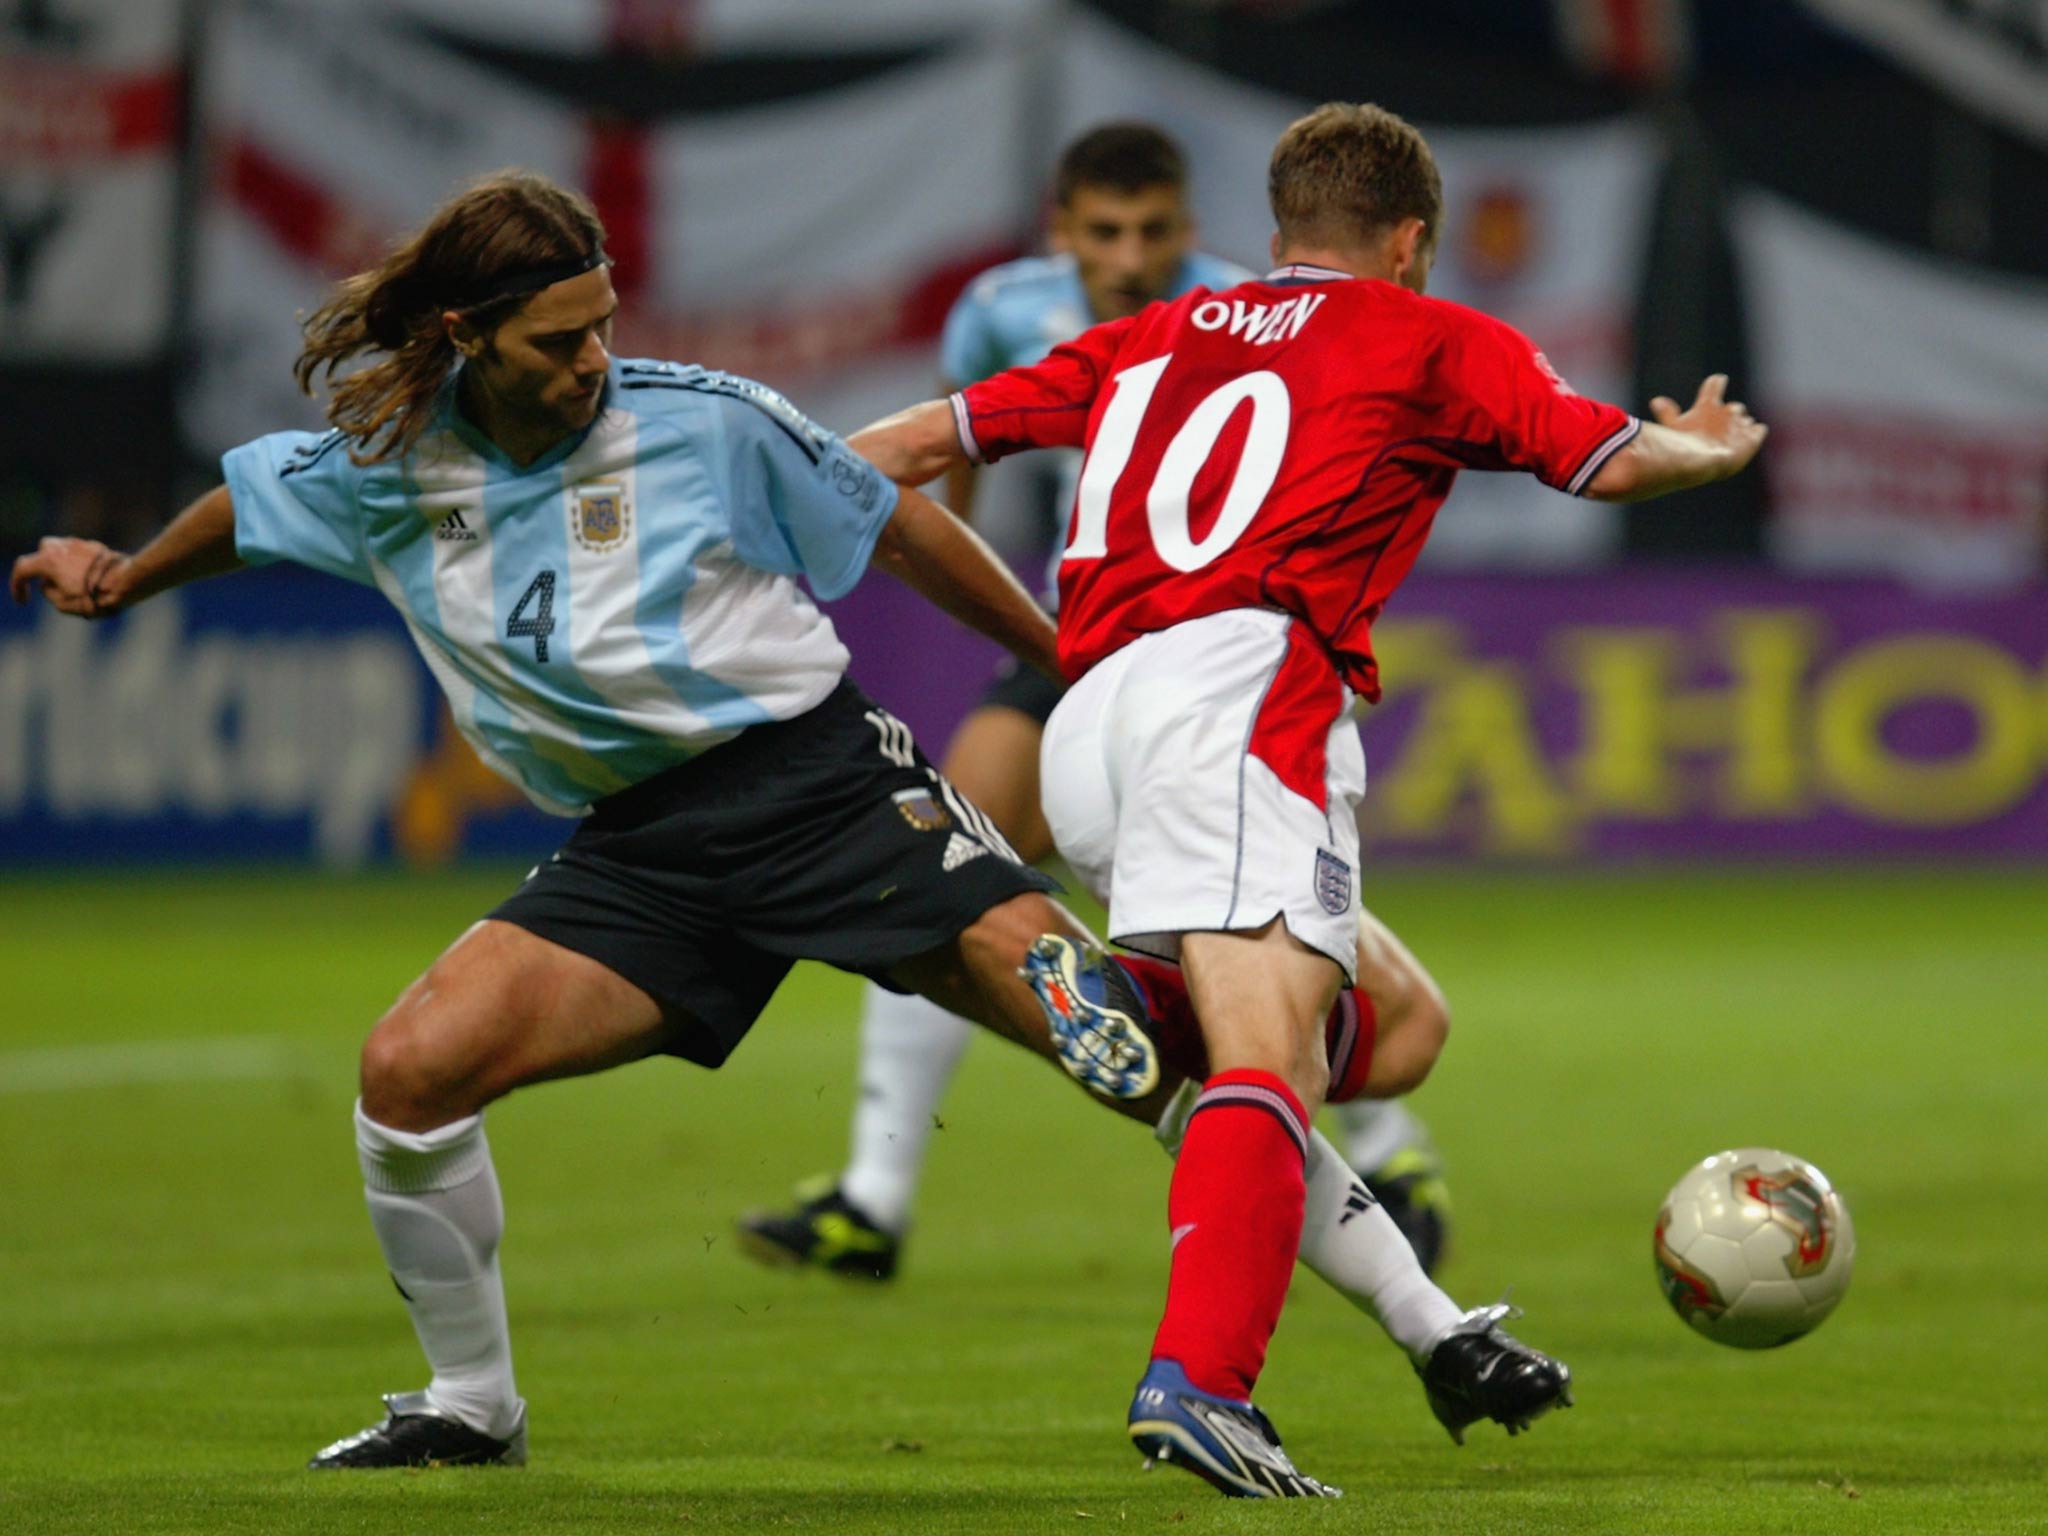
[1127,1359,1340,1499]
[1020,934,1162,1101]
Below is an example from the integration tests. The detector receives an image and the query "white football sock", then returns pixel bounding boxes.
[838,984,975,1234]
[1299,1126,1464,1359]
[1332,1096,1427,1175]
[1154,1084,1461,1361]
[354,1102,523,1439]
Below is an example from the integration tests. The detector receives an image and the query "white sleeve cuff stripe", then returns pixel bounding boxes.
[1566,416,1641,496]
[948,392,984,465]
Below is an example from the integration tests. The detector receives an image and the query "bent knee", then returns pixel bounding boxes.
[1366,986,1450,1098]
[358,984,496,1129]
[360,1017,457,1129]
[1411,984,1451,1062]
[1205,1022,1330,1111]
[1291,1049,1331,1113]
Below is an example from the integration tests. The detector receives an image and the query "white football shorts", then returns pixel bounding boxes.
[1040,606,1365,980]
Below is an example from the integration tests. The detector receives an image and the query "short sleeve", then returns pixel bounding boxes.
[953,314,1136,464]
[721,387,901,601]
[938,283,1003,387]
[1434,307,1639,496]
[221,430,374,585]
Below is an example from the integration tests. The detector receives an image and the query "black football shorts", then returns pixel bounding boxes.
[488,680,1057,1069]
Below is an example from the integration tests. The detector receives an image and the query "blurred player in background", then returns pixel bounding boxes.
[740,122,1455,1288]
[855,101,1766,1497]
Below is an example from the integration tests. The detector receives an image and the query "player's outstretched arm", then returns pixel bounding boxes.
[849,400,967,489]
[9,484,243,618]
[869,484,1060,680]
[1584,374,1768,503]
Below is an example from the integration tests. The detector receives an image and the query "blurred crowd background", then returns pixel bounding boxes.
[2,0,2045,867]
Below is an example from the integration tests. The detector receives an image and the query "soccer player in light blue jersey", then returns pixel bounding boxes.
[742,125,1455,1288]
[11,169,1197,1472]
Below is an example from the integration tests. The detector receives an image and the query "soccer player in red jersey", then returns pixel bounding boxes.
[853,102,1766,1496]
[738,125,1456,1289]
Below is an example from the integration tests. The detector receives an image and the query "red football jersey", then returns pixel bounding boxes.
[951,264,1638,701]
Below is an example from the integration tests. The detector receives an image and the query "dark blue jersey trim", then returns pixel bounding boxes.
[620,377,826,464]
[278,429,348,480]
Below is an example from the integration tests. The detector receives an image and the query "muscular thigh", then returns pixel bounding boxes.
[1349,904,1450,1097]
[1352,906,1437,1023]
[361,919,675,1130]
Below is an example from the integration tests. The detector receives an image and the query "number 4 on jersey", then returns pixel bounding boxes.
[507,570,557,662]
[1067,353,1292,573]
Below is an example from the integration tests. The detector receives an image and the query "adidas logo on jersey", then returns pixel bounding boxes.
[436,511,480,543]
[942,832,987,871]
[1189,291,1326,344]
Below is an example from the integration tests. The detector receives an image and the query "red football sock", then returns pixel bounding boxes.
[1116,955,1206,1082]
[1148,1068,1310,1401]
[1325,986,1377,1104]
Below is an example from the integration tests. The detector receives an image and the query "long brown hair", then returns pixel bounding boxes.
[294,170,608,465]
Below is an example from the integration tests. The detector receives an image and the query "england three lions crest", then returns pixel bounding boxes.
[571,482,632,554]
[1314,848,1352,916]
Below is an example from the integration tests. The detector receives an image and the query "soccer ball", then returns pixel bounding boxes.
[1653,1148,1855,1349]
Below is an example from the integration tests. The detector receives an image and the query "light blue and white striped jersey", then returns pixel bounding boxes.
[224,359,899,816]
[939,249,1255,386]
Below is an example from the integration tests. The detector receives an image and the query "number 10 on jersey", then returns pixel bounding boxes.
[1065,354,1292,574]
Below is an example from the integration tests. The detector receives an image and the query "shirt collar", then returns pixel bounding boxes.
[1264,263,1354,286]
[440,361,611,475]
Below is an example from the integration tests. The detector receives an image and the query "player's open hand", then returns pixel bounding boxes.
[1648,375,1769,474]
[9,536,126,617]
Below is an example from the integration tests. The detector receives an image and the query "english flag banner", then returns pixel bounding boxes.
[184,0,1032,455]
[1734,192,2048,590]
[0,0,184,361]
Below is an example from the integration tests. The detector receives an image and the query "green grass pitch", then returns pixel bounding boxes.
[1,865,2043,1534]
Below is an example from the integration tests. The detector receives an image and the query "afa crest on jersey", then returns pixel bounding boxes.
[572,482,632,553]
[892,787,951,832]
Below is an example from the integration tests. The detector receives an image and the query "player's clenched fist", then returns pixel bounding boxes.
[9,536,125,617]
